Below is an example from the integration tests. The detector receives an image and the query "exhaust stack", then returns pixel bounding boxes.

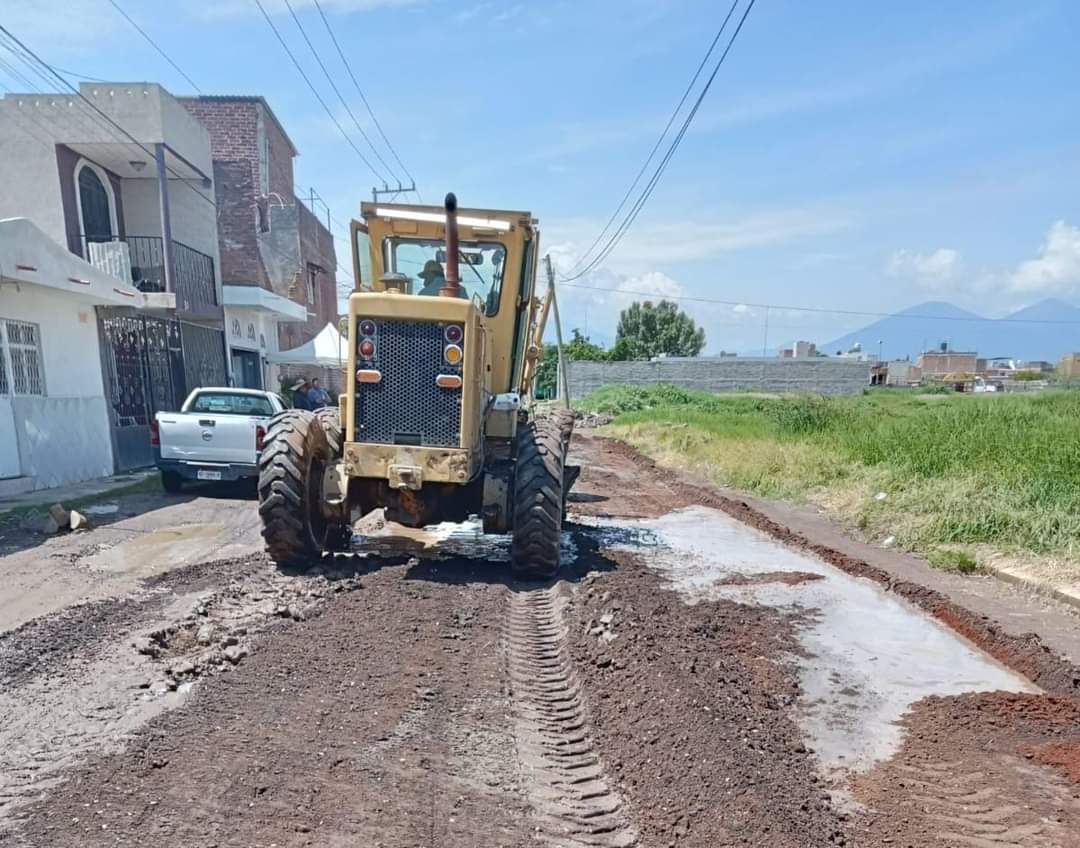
[439,192,461,298]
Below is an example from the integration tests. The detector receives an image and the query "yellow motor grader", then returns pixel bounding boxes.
[257,194,574,578]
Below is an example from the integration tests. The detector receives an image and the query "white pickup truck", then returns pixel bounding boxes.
[152,388,287,492]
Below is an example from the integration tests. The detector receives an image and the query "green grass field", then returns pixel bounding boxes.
[582,385,1080,575]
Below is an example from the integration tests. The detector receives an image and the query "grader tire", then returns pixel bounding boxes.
[511,417,565,580]
[312,406,351,552]
[257,409,333,567]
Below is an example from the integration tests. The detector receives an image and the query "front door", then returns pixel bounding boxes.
[231,349,263,389]
[0,326,22,478]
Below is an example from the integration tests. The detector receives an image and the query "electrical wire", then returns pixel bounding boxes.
[559,0,756,283]
[281,0,398,183]
[107,0,203,93]
[311,0,419,200]
[558,281,1080,325]
[0,25,217,210]
[252,0,389,185]
[564,0,740,277]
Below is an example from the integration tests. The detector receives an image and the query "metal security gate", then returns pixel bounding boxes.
[97,309,185,471]
[180,322,229,392]
[97,308,229,471]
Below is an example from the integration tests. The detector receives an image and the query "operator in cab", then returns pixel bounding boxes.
[417,259,467,299]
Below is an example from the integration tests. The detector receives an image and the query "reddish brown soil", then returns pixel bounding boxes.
[6,432,1080,848]
[855,692,1080,846]
[717,570,825,586]
[563,543,848,847]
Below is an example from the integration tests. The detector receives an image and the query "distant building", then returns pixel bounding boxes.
[885,360,922,386]
[1059,352,1080,378]
[795,340,818,358]
[917,349,978,378]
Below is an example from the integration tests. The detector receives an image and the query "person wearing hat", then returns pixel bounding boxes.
[290,377,313,410]
[417,259,446,297]
[417,259,467,298]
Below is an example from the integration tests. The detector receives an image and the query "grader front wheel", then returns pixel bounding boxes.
[257,409,336,567]
[511,417,567,580]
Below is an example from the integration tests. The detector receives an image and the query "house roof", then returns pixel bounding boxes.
[180,95,299,156]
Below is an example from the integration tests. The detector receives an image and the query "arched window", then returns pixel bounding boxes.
[75,160,117,244]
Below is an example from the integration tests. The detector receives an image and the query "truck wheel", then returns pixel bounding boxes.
[511,417,565,580]
[257,410,332,567]
[161,470,183,494]
[313,407,351,552]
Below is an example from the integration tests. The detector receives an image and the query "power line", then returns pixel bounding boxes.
[252,0,389,185]
[281,0,398,183]
[51,65,105,82]
[565,0,740,277]
[107,0,203,93]
[559,0,756,283]
[558,281,1080,325]
[311,0,419,200]
[0,24,217,211]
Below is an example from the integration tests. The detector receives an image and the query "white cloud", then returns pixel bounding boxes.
[887,247,962,289]
[1010,221,1080,294]
[2,0,120,53]
[546,206,849,269]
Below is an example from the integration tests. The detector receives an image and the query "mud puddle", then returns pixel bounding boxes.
[582,505,1037,777]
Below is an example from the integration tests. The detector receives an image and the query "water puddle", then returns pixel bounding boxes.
[83,524,226,576]
[582,506,1036,776]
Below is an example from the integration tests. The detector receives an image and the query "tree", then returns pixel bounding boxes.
[611,300,705,360]
[535,329,608,398]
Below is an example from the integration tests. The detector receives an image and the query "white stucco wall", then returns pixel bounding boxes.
[1,284,114,488]
[0,99,69,245]
[0,83,221,296]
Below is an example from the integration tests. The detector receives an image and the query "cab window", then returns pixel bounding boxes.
[383,237,506,316]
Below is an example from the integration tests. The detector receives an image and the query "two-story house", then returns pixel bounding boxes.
[0,82,229,484]
[179,95,339,393]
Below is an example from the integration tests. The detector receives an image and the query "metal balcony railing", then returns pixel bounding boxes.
[81,234,218,309]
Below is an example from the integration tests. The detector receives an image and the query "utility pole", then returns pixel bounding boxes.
[544,255,570,408]
[372,180,417,203]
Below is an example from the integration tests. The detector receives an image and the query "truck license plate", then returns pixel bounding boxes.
[197,469,222,481]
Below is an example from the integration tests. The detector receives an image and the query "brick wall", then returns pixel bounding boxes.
[564,358,871,400]
[179,97,337,354]
[179,98,267,287]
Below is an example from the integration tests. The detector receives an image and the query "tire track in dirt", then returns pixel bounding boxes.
[507,585,637,847]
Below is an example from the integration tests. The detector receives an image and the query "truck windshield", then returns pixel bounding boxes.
[189,392,274,416]
[384,237,506,315]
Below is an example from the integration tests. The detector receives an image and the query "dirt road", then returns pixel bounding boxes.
[1,434,1079,846]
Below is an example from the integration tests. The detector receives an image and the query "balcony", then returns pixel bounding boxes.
[82,235,218,312]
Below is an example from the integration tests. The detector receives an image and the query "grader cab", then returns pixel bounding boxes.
[256,194,574,578]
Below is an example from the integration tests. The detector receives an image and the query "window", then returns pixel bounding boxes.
[74,160,117,245]
[189,392,274,416]
[1,320,45,396]
[306,263,321,306]
[383,237,506,316]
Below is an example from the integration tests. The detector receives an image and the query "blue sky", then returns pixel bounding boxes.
[4,0,1080,353]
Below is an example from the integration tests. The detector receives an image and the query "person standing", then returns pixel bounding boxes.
[308,377,331,409]
[291,378,312,410]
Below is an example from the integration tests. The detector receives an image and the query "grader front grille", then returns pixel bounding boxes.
[354,320,462,448]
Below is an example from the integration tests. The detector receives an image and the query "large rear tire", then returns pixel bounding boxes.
[511,417,565,580]
[257,410,332,567]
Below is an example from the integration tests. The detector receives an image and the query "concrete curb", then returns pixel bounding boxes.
[986,565,1080,614]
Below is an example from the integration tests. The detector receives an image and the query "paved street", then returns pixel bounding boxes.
[1,435,1079,847]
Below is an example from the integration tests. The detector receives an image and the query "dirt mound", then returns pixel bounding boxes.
[564,550,851,847]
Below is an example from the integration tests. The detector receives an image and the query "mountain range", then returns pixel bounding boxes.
[822,299,1080,363]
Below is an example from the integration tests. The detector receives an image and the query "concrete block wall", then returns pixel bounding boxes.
[565,358,871,400]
